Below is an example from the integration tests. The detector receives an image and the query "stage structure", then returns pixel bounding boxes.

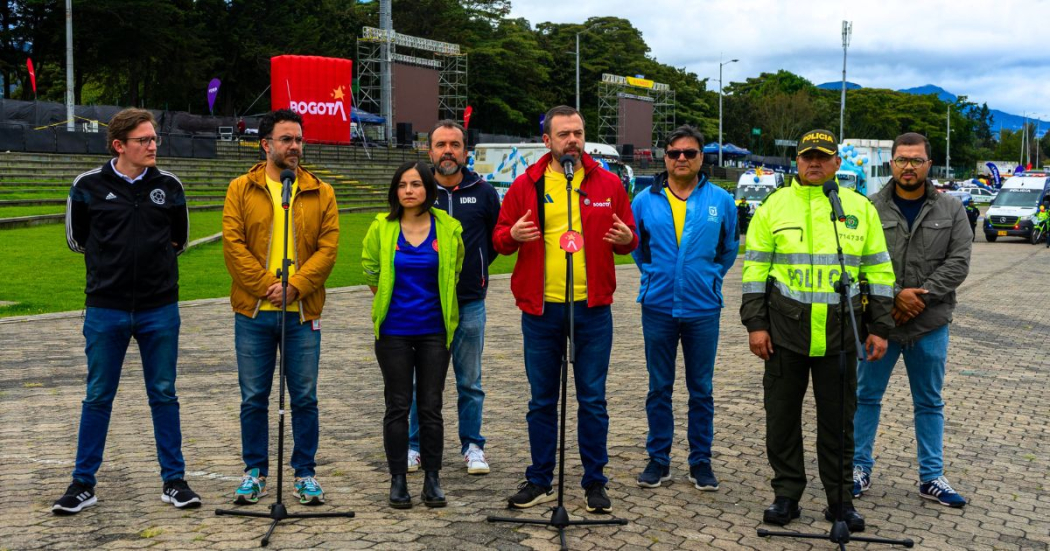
[357,26,467,145]
[596,73,675,152]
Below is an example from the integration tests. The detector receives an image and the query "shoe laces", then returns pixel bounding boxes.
[925,476,956,494]
[168,479,191,491]
[642,461,665,476]
[298,476,321,493]
[466,446,486,464]
[852,466,867,482]
[239,473,258,490]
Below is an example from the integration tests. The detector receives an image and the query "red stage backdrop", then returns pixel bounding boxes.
[271,55,353,144]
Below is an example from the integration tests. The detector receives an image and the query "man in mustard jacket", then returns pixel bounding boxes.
[741,130,894,533]
[221,109,340,506]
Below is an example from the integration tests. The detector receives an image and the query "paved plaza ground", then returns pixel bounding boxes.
[1,237,1048,550]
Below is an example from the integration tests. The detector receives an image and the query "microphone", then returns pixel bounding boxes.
[560,154,576,183]
[823,180,846,222]
[280,169,295,209]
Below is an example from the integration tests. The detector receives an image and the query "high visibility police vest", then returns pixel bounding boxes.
[742,179,895,356]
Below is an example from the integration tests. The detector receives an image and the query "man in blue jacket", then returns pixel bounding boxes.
[631,125,739,491]
[406,120,501,475]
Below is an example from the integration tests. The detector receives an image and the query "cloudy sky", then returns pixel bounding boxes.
[508,0,1050,119]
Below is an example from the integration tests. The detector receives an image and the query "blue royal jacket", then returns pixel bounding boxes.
[432,167,501,303]
[631,171,739,317]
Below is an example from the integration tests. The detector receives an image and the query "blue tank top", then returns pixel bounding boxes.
[380,217,445,336]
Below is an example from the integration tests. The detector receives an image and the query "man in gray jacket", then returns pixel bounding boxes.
[852,132,971,508]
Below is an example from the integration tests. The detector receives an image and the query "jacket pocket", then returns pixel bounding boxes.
[772,225,804,244]
[768,291,803,344]
[920,218,952,261]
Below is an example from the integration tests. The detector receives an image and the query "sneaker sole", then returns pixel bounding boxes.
[296,494,325,506]
[407,464,420,473]
[636,474,672,488]
[508,491,557,509]
[687,476,719,491]
[920,493,966,508]
[466,465,490,475]
[233,490,266,505]
[161,494,202,508]
[51,496,97,515]
[585,503,612,514]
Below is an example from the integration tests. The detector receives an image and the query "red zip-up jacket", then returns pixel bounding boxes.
[493,152,638,315]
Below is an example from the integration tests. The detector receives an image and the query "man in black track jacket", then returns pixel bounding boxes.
[53,108,199,515]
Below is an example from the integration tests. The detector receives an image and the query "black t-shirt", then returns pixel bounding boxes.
[893,192,926,230]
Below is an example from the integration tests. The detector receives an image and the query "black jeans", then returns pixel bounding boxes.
[375,333,449,474]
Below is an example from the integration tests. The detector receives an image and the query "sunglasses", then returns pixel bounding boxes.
[665,149,700,160]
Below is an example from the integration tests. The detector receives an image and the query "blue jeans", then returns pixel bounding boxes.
[641,307,720,467]
[409,299,486,455]
[235,312,321,478]
[854,324,949,482]
[522,302,612,489]
[73,304,184,486]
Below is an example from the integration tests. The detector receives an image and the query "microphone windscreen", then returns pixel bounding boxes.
[822,180,838,197]
[559,154,576,167]
[280,169,296,184]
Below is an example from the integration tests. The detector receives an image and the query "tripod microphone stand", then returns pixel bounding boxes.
[216,169,354,547]
[488,155,627,550]
[758,182,912,549]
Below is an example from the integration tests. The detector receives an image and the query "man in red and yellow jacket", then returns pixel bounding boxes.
[493,105,637,514]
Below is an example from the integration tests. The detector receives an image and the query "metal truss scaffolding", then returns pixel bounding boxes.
[357,26,467,144]
[596,73,675,149]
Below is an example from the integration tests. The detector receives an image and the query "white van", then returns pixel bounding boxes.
[983,173,1050,242]
[734,169,784,211]
[472,142,632,200]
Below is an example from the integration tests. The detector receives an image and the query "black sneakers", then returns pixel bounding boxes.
[584,482,612,514]
[52,481,97,515]
[161,479,202,509]
[507,481,556,509]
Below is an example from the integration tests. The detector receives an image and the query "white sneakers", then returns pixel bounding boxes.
[464,443,490,475]
[407,449,421,473]
[407,444,490,475]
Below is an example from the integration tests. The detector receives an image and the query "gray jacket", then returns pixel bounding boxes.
[872,180,971,343]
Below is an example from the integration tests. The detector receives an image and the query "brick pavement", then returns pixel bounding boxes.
[1,238,1048,550]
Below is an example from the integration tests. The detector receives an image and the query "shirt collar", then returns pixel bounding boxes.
[110,158,148,184]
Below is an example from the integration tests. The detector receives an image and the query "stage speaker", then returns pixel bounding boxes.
[621,143,635,160]
[396,122,413,145]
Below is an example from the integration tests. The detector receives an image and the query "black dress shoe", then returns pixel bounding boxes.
[824,503,866,532]
[389,474,411,509]
[763,496,801,526]
[422,471,447,508]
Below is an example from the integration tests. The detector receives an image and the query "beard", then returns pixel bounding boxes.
[896,175,924,192]
[436,156,462,176]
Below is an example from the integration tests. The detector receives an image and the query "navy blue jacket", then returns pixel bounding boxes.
[631,172,739,317]
[433,168,501,302]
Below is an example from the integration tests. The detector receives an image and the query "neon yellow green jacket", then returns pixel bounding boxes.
[740,179,895,357]
[362,209,465,348]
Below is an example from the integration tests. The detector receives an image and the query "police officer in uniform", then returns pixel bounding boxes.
[740,130,896,532]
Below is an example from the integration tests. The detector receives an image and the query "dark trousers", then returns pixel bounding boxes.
[763,347,855,506]
[375,333,449,475]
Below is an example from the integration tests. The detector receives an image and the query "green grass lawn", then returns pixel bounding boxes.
[0,205,66,217]
[0,211,636,317]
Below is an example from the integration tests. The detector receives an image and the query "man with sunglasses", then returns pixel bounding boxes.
[630,125,738,492]
[222,109,340,506]
[852,132,971,508]
[56,108,199,514]
[741,129,896,532]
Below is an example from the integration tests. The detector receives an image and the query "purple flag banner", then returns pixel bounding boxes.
[207,78,221,114]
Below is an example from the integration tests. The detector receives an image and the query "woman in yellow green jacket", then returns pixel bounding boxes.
[362,161,464,509]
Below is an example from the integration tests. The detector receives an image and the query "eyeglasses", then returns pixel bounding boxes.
[665,149,700,160]
[267,135,304,145]
[126,136,161,146]
[892,157,929,168]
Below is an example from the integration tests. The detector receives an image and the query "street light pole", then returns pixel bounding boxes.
[718,56,738,168]
[946,104,951,180]
[575,23,602,113]
[840,21,852,142]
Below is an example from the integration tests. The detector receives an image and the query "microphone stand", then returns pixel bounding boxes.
[216,173,355,547]
[758,184,913,550]
[488,158,627,550]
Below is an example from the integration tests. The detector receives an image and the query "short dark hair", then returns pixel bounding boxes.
[428,119,466,147]
[892,132,932,159]
[258,109,304,140]
[387,161,437,220]
[543,105,585,135]
[107,108,156,156]
[664,125,705,149]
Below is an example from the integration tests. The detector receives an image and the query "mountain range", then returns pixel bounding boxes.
[816,82,1046,137]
